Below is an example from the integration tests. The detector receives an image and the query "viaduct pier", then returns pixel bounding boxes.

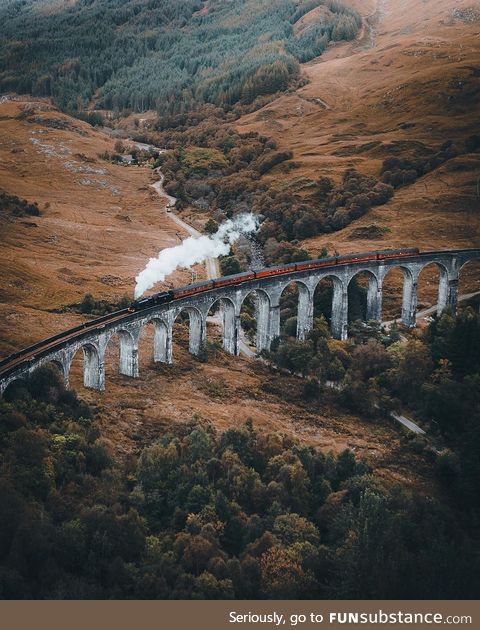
[0,248,478,395]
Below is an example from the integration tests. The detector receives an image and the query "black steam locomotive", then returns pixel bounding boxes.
[128,290,174,313]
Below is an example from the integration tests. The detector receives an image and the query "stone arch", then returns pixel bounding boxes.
[239,288,271,352]
[205,297,237,355]
[348,269,381,323]
[173,306,204,356]
[69,342,103,390]
[278,280,312,340]
[417,261,450,317]
[312,274,347,340]
[381,265,416,327]
[459,256,480,272]
[104,329,139,378]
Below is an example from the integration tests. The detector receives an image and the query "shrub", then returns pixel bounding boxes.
[0,191,40,217]
[254,150,293,175]
[220,256,242,276]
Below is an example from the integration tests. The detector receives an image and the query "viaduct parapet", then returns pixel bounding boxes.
[1,249,479,396]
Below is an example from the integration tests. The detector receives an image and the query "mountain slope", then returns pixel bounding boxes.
[0,97,197,355]
[236,0,480,262]
[0,0,360,113]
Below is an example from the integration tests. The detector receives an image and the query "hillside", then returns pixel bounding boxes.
[236,0,480,267]
[0,0,479,463]
[0,98,425,489]
[0,97,198,355]
[0,0,360,113]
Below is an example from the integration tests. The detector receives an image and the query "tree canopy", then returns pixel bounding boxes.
[0,0,360,113]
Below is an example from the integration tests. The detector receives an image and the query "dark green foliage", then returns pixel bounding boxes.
[254,150,293,175]
[0,0,360,114]
[303,378,321,401]
[1,361,479,598]
[341,340,394,417]
[425,308,480,377]
[74,111,105,127]
[333,308,480,518]
[326,169,394,230]
[220,256,242,276]
[329,489,476,599]
[347,276,367,323]
[0,191,40,217]
[264,316,350,383]
[77,293,132,315]
[204,218,219,235]
[380,140,461,189]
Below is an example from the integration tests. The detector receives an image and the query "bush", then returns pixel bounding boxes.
[220,256,242,276]
[0,191,40,217]
[303,378,321,400]
[77,293,132,315]
[254,150,293,175]
[204,219,219,235]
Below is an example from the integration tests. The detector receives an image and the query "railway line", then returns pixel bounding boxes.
[0,248,479,392]
[0,246,448,381]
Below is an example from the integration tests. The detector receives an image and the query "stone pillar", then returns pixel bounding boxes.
[188,310,204,356]
[297,286,314,340]
[62,366,70,389]
[153,319,172,364]
[331,281,348,340]
[222,304,238,355]
[401,271,418,328]
[266,302,281,350]
[57,352,72,389]
[438,271,459,316]
[83,344,104,390]
[436,268,448,315]
[233,314,242,356]
[256,292,271,352]
[119,327,140,377]
[366,275,382,322]
[446,278,459,315]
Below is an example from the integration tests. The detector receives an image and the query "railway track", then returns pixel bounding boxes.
[1,247,478,383]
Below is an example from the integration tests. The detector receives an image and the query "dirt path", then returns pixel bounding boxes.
[150,169,255,357]
[361,0,387,50]
[151,170,220,278]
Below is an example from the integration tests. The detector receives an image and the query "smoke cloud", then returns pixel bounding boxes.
[134,213,259,298]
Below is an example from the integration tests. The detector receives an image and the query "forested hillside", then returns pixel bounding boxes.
[0,0,360,114]
[1,309,480,599]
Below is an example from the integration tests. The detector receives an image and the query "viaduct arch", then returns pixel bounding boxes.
[1,248,478,396]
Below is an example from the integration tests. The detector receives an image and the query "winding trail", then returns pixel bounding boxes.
[151,171,220,279]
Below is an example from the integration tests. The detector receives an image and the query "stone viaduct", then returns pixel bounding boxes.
[1,248,479,396]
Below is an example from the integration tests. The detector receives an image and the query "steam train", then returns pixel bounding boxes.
[128,248,420,312]
[0,248,420,375]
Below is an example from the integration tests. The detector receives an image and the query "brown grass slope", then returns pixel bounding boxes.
[237,0,480,257]
[0,97,433,490]
[0,98,195,355]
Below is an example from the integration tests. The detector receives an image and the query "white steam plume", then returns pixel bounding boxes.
[134,213,259,299]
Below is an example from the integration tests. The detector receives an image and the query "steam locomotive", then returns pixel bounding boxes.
[128,248,420,312]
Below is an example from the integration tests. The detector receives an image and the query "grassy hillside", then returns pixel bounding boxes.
[0,0,360,113]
